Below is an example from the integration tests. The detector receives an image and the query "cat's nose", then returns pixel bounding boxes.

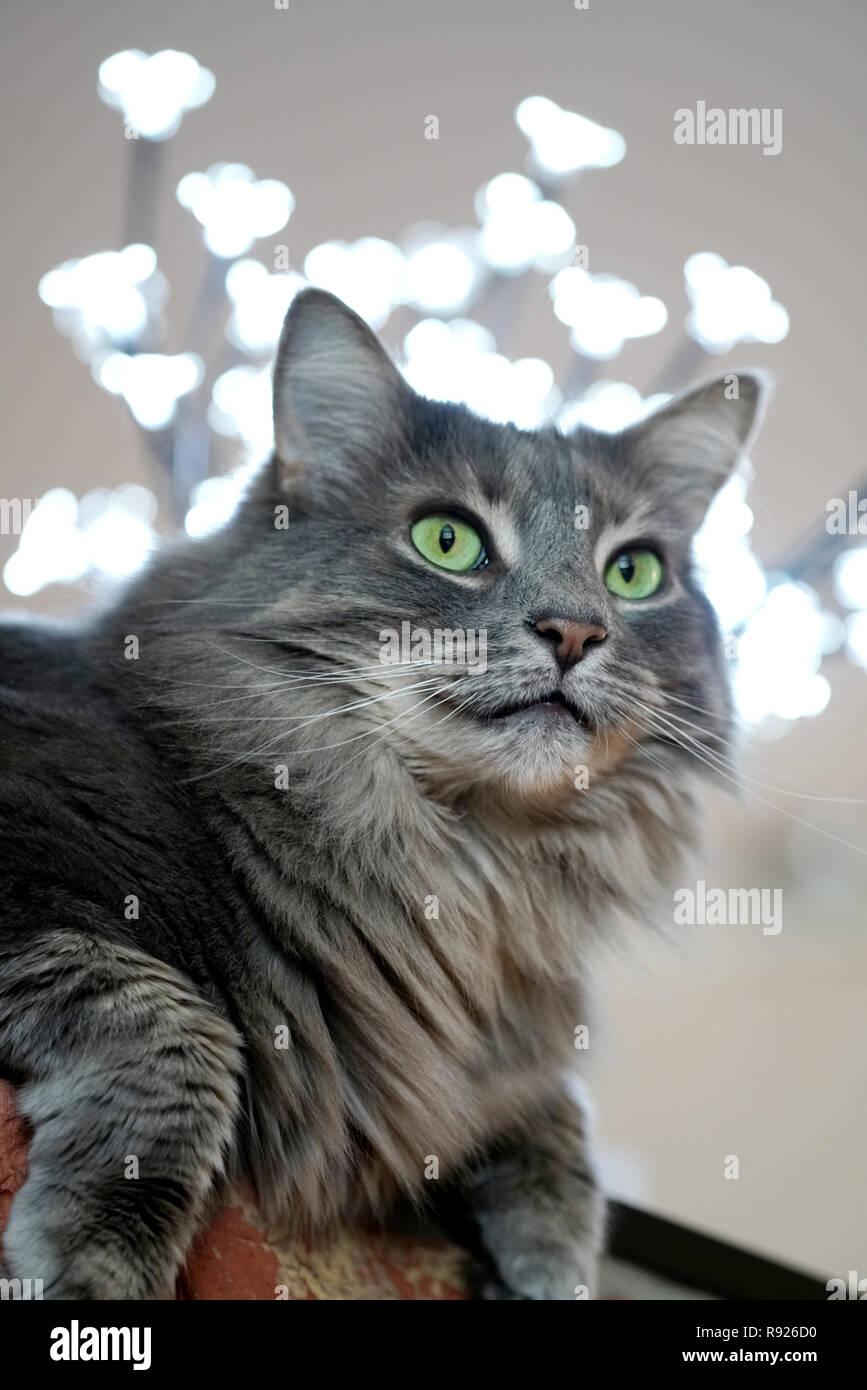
[534,617,607,671]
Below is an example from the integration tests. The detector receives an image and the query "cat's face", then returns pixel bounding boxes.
[241,291,764,803]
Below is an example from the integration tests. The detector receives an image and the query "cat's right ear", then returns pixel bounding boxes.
[615,370,770,526]
[272,289,409,491]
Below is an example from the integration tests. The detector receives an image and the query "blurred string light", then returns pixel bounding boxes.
[92,351,204,430]
[845,610,867,670]
[184,469,255,538]
[401,319,558,427]
[550,267,667,359]
[559,382,670,433]
[38,244,167,359]
[304,237,405,327]
[832,547,867,669]
[225,259,306,354]
[684,252,789,354]
[98,49,215,141]
[299,230,484,326]
[475,173,576,275]
[693,486,832,726]
[832,546,867,610]
[694,473,767,633]
[208,364,274,461]
[515,96,626,179]
[732,582,832,725]
[401,229,481,314]
[176,164,294,259]
[3,486,157,597]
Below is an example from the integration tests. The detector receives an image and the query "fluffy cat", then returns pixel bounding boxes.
[0,289,764,1299]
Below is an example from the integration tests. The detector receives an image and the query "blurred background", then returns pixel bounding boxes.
[1,0,864,1280]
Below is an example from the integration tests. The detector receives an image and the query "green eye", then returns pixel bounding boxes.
[604,548,664,600]
[411,514,486,572]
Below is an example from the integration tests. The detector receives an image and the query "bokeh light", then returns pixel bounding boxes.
[684,252,789,354]
[550,267,667,359]
[3,486,157,596]
[515,96,626,176]
[177,164,294,259]
[98,49,215,141]
[38,245,166,359]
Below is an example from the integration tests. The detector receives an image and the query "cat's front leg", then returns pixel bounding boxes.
[0,928,242,1299]
[459,1075,604,1300]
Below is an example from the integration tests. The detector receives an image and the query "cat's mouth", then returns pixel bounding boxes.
[479,689,594,731]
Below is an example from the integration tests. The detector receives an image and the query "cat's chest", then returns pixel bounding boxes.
[344,840,587,1164]
[236,814,603,1222]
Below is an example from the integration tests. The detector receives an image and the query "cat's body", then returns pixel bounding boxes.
[0,290,763,1298]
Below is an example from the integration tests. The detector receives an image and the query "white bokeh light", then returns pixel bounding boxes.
[844,609,867,669]
[559,382,670,434]
[684,252,789,354]
[208,364,274,461]
[38,244,166,359]
[474,172,540,221]
[733,582,832,724]
[2,486,157,597]
[304,238,404,328]
[177,164,294,259]
[94,352,203,430]
[402,319,557,427]
[832,546,867,609]
[98,49,215,141]
[86,511,155,577]
[476,173,576,275]
[694,473,766,632]
[515,96,626,176]
[184,471,253,539]
[550,267,667,359]
[225,259,306,354]
[401,236,479,315]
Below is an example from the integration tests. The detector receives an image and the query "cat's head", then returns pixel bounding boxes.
[234,289,765,806]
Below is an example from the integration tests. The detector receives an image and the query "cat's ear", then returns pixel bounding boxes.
[272,289,408,488]
[621,371,769,521]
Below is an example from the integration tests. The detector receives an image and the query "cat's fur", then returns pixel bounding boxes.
[0,290,765,1299]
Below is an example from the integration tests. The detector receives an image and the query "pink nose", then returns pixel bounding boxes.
[535,617,607,671]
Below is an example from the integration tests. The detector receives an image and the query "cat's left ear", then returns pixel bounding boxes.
[272,288,409,492]
[621,371,769,521]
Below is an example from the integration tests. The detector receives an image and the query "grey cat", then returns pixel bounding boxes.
[0,289,765,1299]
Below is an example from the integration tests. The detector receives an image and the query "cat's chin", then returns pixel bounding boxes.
[485,713,595,791]
[400,703,596,802]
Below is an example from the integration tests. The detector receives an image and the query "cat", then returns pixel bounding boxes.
[0,288,765,1299]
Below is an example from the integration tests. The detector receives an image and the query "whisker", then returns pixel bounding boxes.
[157,678,446,727]
[180,682,453,783]
[632,708,867,858]
[634,698,731,747]
[335,686,473,772]
[634,697,867,805]
[661,690,731,722]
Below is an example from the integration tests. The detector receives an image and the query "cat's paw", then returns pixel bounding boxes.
[474,1211,599,1300]
[3,1183,175,1299]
